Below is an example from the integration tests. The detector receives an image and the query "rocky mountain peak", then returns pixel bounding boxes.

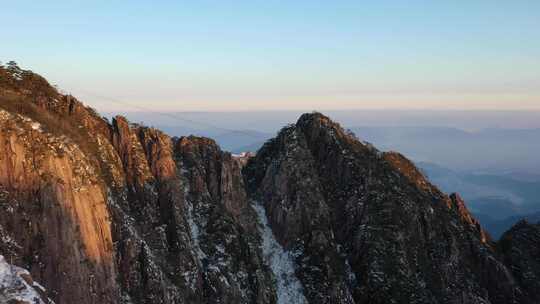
[296,112,373,154]
[243,112,535,304]
[295,111,342,136]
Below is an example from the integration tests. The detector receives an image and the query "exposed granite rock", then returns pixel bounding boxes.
[0,109,119,304]
[175,135,275,304]
[110,120,196,304]
[243,123,354,304]
[244,112,530,304]
[498,220,540,303]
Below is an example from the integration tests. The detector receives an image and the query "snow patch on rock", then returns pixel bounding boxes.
[0,255,53,304]
[253,201,307,304]
[31,122,41,131]
[186,200,207,260]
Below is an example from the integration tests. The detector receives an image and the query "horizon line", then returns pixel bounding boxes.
[100,108,540,113]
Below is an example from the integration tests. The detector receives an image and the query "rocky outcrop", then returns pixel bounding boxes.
[244,112,530,304]
[498,220,540,303]
[243,123,354,304]
[107,121,275,303]
[175,136,274,304]
[109,118,195,303]
[0,109,119,303]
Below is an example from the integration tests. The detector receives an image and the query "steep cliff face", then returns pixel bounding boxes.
[1,64,539,303]
[174,136,275,304]
[0,109,119,303]
[105,119,276,303]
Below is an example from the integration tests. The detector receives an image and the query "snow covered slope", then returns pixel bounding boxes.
[253,202,307,304]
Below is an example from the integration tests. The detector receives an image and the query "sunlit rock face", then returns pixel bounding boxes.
[0,109,118,304]
[1,64,539,303]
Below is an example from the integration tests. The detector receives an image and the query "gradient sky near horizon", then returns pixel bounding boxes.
[2,1,539,111]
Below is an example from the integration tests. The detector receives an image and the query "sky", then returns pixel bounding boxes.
[1,1,540,112]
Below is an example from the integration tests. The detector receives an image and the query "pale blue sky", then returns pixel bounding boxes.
[1,1,539,111]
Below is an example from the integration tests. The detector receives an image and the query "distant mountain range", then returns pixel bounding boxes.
[350,126,540,174]
[418,162,540,238]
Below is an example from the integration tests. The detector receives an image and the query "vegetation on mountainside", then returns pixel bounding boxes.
[1,63,93,149]
[0,61,58,97]
[0,61,110,183]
